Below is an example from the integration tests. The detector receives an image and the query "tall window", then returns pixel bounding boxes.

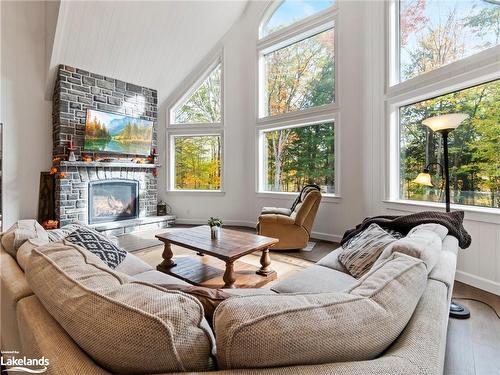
[398,0,499,82]
[258,1,338,195]
[389,0,500,211]
[168,56,224,192]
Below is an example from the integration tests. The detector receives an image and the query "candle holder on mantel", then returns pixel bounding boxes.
[67,147,77,162]
[66,138,77,162]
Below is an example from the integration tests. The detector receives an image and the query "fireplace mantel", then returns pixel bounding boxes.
[60,161,160,169]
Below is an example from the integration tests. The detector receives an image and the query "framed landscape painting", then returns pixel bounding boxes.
[84,109,153,156]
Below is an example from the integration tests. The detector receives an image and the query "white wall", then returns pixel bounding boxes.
[160,1,367,241]
[1,1,52,228]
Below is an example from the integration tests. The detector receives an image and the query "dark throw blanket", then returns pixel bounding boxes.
[341,211,471,249]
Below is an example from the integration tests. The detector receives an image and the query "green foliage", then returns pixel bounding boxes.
[175,136,221,190]
[114,122,152,142]
[265,123,334,193]
[400,80,500,208]
[208,217,223,227]
[175,64,222,124]
[85,116,111,141]
[265,28,335,116]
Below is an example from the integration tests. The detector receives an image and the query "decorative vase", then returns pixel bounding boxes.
[68,150,76,162]
[211,225,221,240]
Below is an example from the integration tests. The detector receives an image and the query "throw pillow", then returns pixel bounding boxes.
[64,227,126,269]
[339,223,398,278]
[48,223,119,245]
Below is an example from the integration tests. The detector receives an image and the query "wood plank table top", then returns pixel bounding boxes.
[155,225,279,261]
[155,225,279,288]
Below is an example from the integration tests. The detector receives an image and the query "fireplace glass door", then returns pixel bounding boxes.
[88,180,139,224]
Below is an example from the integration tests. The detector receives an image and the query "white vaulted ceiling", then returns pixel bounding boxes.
[48,0,248,101]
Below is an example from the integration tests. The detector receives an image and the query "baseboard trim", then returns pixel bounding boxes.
[175,218,256,227]
[311,231,342,243]
[455,270,500,296]
[174,218,343,243]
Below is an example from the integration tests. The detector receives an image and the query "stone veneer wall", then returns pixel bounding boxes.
[52,65,159,227]
[53,64,157,157]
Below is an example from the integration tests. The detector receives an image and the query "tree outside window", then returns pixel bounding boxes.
[174,135,221,190]
[399,0,500,82]
[400,79,499,208]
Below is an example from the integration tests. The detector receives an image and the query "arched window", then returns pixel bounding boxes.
[260,0,334,38]
[257,1,338,196]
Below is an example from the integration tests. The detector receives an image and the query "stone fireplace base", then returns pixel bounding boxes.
[56,161,159,228]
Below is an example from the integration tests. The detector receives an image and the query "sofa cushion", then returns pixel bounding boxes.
[26,242,215,374]
[132,269,191,286]
[114,252,154,276]
[64,227,127,269]
[271,265,356,293]
[16,237,49,271]
[316,247,349,273]
[372,224,446,273]
[1,220,48,257]
[214,253,427,369]
[339,223,398,278]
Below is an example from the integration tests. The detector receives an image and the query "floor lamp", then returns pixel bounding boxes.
[412,113,471,319]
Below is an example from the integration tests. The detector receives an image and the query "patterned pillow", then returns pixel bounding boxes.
[339,224,398,278]
[65,228,126,269]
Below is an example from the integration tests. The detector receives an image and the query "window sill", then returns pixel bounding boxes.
[167,190,226,196]
[256,191,341,203]
[382,199,500,224]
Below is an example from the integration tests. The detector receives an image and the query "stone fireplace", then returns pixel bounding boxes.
[88,180,139,224]
[51,65,174,233]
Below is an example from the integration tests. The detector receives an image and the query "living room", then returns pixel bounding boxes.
[1,0,499,374]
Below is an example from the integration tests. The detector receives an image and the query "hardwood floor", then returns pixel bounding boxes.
[123,226,500,374]
[445,282,500,375]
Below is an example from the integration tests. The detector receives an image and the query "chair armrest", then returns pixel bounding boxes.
[259,214,295,225]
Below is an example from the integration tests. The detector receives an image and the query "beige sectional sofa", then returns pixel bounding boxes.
[0,221,458,374]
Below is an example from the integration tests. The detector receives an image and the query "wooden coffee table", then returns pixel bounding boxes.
[156,226,279,288]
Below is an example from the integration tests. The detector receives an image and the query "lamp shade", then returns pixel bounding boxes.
[413,172,433,187]
[422,113,469,132]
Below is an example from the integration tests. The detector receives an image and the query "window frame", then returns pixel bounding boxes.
[257,6,339,123]
[256,1,340,201]
[386,0,500,213]
[167,50,225,193]
[167,130,225,194]
[168,53,224,128]
[256,112,341,201]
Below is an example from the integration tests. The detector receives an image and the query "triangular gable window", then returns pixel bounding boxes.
[172,62,222,124]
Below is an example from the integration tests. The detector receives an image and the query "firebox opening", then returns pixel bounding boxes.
[88,180,139,224]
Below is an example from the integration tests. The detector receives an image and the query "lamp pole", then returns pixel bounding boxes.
[441,130,451,213]
[415,113,471,319]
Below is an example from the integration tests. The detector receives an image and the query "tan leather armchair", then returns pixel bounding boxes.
[256,186,322,250]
